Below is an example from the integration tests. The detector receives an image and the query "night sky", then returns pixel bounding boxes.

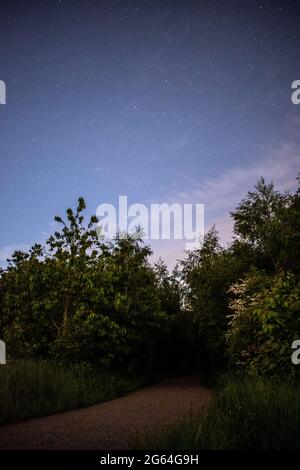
[0,0,299,267]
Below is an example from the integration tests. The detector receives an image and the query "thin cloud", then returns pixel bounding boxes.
[176,140,299,219]
[153,136,299,266]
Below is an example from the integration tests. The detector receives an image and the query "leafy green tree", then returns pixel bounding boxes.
[227,271,300,379]
[231,177,294,272]
[182,177,300,377]
[181,227,244,372]
[227,177,300,379]
[226,269,272,371]
[0,199,169,373]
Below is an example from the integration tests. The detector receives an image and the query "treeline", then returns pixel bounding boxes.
[0,177,300,379]
[182,176,300,379]
[0,198,191,375]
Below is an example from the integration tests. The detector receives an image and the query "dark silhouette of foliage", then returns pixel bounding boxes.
[0,199,184,373]
[1,175,300,380]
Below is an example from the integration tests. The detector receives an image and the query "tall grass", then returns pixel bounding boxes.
[0,359,144,425]
[136,375,300,450]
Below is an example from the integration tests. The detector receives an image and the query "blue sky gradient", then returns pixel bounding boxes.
[0,0,299,267]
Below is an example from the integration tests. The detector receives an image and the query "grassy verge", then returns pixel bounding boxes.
[0,359,147,425]
[135,375,300,450]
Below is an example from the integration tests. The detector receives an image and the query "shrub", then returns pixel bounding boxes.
[227,271,300,379]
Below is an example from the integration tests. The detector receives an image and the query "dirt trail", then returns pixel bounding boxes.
[0,376,212,450]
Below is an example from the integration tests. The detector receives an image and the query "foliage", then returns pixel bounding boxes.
[181,176,300,379]
[181,228,245,371]
[230,177,294,272]
[0,199,182,373]
[1,175,300,381]
[0,359,148,424]
[225,177,300,378]
[249,272,300,378]
[226,269,272,371]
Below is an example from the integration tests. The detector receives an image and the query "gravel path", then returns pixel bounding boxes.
[0,376,212,450]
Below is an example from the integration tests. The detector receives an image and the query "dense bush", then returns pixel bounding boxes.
[0,199,190,374]
[180,229,246,373]
[227,271,300,378]
[181,177,300,379]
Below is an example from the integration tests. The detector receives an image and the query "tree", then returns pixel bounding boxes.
[0,198,169,372]
[231,177,293,272]
[181,227,243,372]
